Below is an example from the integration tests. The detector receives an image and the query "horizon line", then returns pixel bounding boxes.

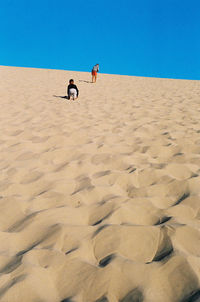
[1,64,199,82]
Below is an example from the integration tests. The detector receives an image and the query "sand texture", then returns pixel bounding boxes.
[0,65,200,302]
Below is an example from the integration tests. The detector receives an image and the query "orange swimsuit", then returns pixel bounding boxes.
[92,70,97,76]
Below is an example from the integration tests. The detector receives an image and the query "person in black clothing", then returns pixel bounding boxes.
[67,79,79,100]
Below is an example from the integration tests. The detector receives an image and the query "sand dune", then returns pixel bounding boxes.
[0,65,200,302]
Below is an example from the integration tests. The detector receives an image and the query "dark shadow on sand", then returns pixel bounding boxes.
[79,80,92,83]
[53,95,68,99]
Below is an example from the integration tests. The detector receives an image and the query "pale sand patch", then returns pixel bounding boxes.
[0,65,200,301]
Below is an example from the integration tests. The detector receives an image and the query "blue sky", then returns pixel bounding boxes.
[1,0,200,79]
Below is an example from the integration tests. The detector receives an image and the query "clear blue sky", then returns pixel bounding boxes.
[1,0,200,79]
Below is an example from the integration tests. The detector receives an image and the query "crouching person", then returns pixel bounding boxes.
[67,79,79,100]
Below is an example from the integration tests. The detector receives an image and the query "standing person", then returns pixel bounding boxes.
[67,79,79,100]
[91,64,99,83]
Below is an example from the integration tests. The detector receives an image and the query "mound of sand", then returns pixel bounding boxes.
[0,66,200,302]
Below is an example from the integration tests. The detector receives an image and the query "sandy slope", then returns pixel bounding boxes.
[0,65,200,302]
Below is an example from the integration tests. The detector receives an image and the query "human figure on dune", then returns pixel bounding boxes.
[67,79,79,100]
[91,64,99,83]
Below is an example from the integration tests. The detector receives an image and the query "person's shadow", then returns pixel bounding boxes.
[79,80,91,83]
[53,95,68,100]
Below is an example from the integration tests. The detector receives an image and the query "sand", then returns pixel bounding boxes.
[0,65,200,302]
